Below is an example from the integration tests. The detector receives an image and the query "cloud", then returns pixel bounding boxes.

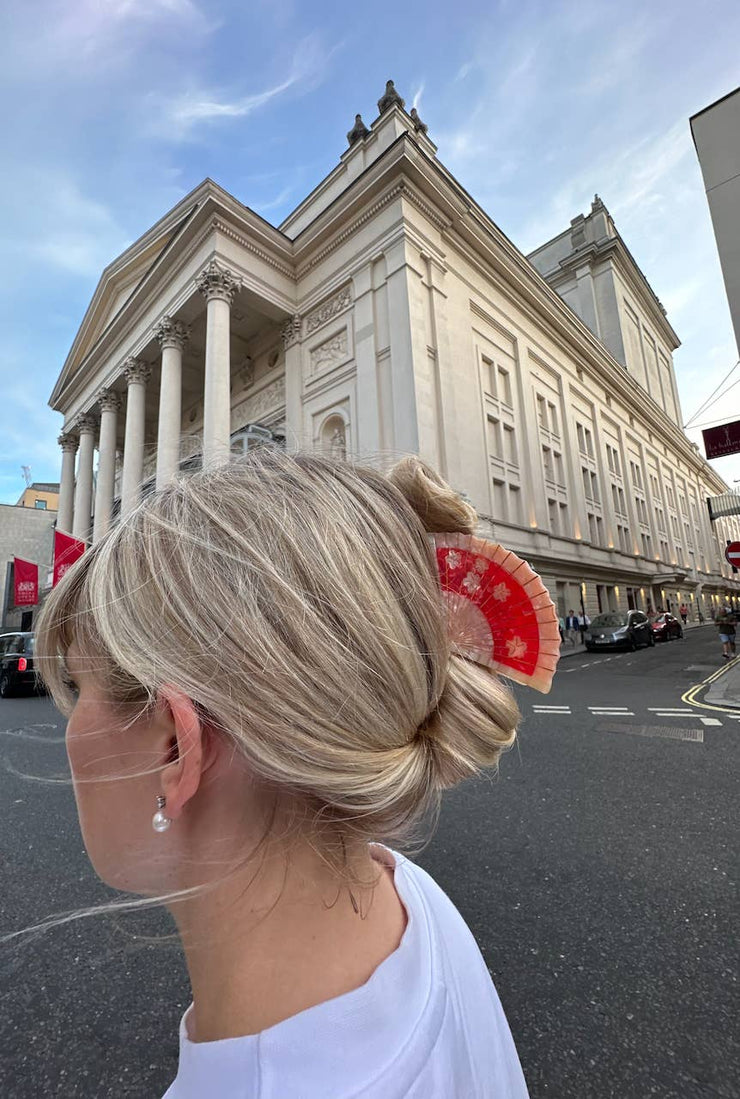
[156,33,340,140]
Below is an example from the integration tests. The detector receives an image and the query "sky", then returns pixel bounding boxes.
[1,0,739,504]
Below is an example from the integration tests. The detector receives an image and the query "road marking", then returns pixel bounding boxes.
[682,656,740,715]
[700,717,722,726]
[532,707,571,713]
[647,707,692,712]
[603,723,704,743]
[654,712,695,718]
[588,706,631,712]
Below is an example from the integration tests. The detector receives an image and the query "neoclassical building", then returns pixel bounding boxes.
[50,81,740,620]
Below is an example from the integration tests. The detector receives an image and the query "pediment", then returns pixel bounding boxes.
[67,227,181,377]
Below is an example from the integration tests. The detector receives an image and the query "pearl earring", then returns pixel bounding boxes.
[152,794,172,833]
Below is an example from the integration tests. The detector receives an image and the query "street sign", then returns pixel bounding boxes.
[703,419,740,459]
[724,541,740,568]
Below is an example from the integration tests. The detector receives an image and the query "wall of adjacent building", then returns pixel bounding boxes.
[0,504,56,629]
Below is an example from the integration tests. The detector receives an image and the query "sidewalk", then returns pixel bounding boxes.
[705,654,740,709]
[557,619,710,661]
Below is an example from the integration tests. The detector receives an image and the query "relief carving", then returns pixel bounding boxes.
[231,377,286,428]
[305,286,352,334]
[310,329,348,373]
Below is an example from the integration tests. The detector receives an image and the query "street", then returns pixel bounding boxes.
[0,626,737,1097]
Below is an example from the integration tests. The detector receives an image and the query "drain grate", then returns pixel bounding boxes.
[602,723,704,743]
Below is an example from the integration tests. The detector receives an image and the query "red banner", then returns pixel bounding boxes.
[13,557,38,606]
[53,530,86,586]
[702,420,740,459]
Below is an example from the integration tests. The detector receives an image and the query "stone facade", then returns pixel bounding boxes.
[47,85,740,623]
[0,504,57,629]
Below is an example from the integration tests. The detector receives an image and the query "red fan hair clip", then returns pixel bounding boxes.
[431,534,560,694]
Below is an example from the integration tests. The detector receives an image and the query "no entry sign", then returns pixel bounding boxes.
[725,541,740,568]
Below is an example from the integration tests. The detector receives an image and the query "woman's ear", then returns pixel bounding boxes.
[156,687,205,820]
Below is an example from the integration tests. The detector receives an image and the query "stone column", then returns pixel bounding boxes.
[57,432,78,535]
[282,314,303,450]
[121,358,152,516]
[92,389,121,541]
[154,316,189,489]
[197,260,241,467]
[72,415,97,542]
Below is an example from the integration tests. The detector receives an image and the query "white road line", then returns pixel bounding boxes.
[594,711,636,716]
[654,713,694,718]
[532,706,571,711]
[700,717,722,726]
[588,706,630,712]
[647,708,691,712]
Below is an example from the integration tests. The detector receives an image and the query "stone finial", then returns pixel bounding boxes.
[154,315,190,350]
[58,432,79,453]
[347,113,370,146]
[123,357,152,386]
[409,107,428,135]
[591,194,605,212]
[196,259,241,304]
[97,388,121,413]
[377,79,405,114]
[281,314,302,350]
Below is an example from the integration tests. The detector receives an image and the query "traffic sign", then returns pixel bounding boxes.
[724,541,740,568]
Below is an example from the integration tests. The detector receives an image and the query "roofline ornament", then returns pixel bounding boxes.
[347,114,370,146]
[377,79,405,114]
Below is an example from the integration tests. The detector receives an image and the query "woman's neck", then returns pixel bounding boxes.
[170,842,407,1042]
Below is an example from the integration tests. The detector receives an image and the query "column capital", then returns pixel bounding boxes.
[154,315,190,351]
[75,413,97,436]
[281,313,302,349]
[124,357,152,386]
[197,260,241,304]
[58,432,79,453]
[97,388,121,413]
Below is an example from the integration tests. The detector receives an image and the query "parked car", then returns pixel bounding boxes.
[0,632,39,697]
[584,611,655,651]
[651,612,684,642]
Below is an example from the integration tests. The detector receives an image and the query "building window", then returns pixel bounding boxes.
[34,499,47,510]
[503,424,518,465]
[487,415,503,458]
[492,478,506,520]
[606,444,621,476]
[508,484,522,524]
[548,498,558,535]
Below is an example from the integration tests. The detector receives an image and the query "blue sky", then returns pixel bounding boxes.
[1,0,739,503]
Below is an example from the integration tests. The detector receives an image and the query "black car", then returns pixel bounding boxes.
[0,632,39,697]
[651,613,684,642]
[584,611,655,652]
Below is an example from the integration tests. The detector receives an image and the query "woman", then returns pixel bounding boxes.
[36,451,540,1098]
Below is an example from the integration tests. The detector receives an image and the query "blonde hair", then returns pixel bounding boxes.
[37,450,519,853]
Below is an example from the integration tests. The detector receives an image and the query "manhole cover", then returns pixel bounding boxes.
[602,724,704,743]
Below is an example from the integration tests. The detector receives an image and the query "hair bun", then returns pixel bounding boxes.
[388,456,477,535]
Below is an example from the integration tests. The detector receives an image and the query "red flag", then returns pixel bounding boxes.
[53,530,86,586]
[13,558,38,606]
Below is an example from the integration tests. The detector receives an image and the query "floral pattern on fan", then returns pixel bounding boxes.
[431,533,561,693]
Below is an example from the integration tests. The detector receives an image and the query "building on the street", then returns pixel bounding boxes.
[47,81,740,622]
[0,503,56,630]
[16,481,60,512]
[691,86,740,358]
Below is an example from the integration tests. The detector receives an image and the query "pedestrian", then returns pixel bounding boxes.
[577,609,591,644]
[564,608,579,646]
[679,602,688,625]
[35,452,538,1099]
[716,603,736,660]
[558,615,565,644]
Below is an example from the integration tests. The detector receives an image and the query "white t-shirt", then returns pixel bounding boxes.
[163,848,529,1098]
